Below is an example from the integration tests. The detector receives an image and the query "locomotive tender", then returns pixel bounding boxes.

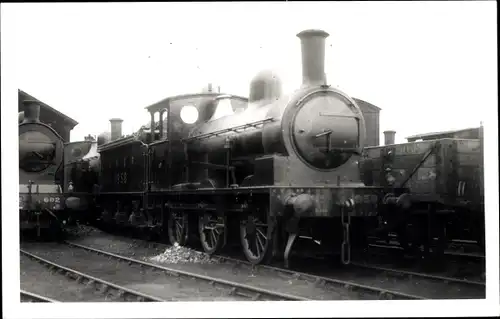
[18,100,82,237]
[91,29,409,266]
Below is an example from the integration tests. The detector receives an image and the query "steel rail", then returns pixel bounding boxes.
[350,261,485,287]
[20,249,166,302]
[65,241,308,301]
[207,253,425,300]
[20,290,59,303]
[369,242,485,259]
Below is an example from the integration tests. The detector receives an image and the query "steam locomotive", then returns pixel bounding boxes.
[19,99,96,238]
[63,136,101,224]
[19,101,67,237]
[73,29,410,266]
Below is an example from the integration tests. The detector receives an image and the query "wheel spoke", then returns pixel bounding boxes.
[175,225,182,241]
[175,220,182,229]
[210,230,218,247]
[256,231,265,253]
[256,228,267,241]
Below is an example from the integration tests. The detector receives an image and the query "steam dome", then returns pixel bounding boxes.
[248,70,283,103]
[97,132,111,146]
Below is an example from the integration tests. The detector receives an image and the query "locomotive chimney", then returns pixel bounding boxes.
[297,29,330,86]
[109,118,123,141]
[383,130,396,145]
[22,100,41,123]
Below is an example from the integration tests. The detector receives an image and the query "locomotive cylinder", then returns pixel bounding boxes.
[383,130,396,145]
[297,29,329,86]
[22,100,41,124]
[109,118,123,141]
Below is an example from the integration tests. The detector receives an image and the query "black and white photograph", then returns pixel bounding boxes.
[2,1,498,318]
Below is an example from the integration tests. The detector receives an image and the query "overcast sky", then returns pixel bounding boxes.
[10,1,498,142]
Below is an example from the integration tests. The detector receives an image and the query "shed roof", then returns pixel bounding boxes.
[406,127,480,141]
[18,89,78,128]
[352,98,382,112]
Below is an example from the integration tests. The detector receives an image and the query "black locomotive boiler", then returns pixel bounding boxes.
[91,29,409,266]
[18,100,81,238]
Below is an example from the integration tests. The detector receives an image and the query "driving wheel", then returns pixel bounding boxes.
[198,212,227,254]
[167,211,189,246]
[239,205,275,264]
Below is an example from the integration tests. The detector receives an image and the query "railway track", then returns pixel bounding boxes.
[369,235,485,256]
[20,249,166,302]
[208,252,425,300]
[351,260,485,287]
[365,242,485,281]
[368,242,485,260]
[65,241,309,301]
[67,231,485,300]
[20,290,59,303]
[347,262,485,299]
[21,242,309,301]
[208,252,485,299]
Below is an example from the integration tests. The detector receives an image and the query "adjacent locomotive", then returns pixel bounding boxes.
[63,135,101,224]
[18,97,93,238]
[90,29,409,266]
[19,100,68,237]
